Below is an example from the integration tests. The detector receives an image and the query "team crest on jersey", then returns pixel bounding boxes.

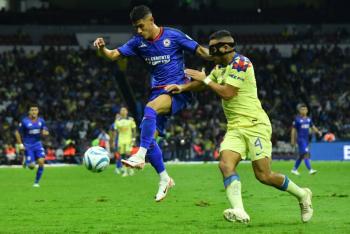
[163,38,171,47]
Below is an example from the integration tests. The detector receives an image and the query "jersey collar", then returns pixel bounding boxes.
[148,27,164,42]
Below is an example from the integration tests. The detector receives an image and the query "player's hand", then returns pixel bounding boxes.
[17,143,25,151]
[185,68,206,82]
[164,84,183,94]
[42,130,49,136]
[93,37,106,49]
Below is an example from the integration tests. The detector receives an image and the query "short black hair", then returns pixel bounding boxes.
[130,5,152,22]
[209,30,233,41]
[28,103,39,109]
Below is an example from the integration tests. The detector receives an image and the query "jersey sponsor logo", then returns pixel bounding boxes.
[144,55,171,66]
[229,74,244,81]
[163,38,171,47]
[29,129,41,134]
[301,124,310,129]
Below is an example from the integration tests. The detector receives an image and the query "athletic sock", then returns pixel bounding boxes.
[293,158,302,170]
[304,158,312,170]
[224,174,244,209]
[279,175,306,200]
[35,166,44,184]
[147,139,166,174]
[138,106,157,158]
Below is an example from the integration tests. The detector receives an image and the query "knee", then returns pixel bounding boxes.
[219,160,235,174]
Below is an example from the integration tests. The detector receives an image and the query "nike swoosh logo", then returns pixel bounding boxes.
[256,152,262,156]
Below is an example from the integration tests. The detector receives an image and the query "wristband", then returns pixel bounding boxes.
[203,77,212,85]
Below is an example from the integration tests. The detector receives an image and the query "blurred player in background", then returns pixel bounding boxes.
[111,107,136,177]
[167,30,313,223]
[291,104,322,175]
[94,5,211,201]
[15,104,49,187]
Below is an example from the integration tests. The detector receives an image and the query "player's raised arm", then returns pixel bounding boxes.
[185,68,238,100]
[93,37,121,61]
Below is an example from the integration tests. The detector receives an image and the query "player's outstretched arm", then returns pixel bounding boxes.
[93,37,121,61]
[185,68,238,100]
[195,45,212,61]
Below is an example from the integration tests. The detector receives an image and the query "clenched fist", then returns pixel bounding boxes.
[93,37,106,49]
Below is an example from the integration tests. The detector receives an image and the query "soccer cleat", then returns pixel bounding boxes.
[309,169,317,175]
[33,183,40,188]
[155,177,175,202]
[291,169,300,176]
[299,188,313,223]
[122,172,128,177]
[114,168,121,175]
[121,155,145,169]
[223,208,250,223]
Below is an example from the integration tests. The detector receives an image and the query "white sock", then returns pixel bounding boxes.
[285,178,306,200]
[159,170,170,181]
[136,147,147,159]
[226,180,244,209]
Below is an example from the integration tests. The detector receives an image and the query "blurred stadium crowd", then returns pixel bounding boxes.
[0,30,349,164]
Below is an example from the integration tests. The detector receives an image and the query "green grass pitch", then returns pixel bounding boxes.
[0,161,349,233]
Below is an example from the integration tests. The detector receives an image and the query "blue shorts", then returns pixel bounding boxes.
[25,143,45,165]
[146,88,192,136]
[298,141,309,155]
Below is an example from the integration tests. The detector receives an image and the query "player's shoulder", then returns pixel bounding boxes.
[163,27,183,35]
[127,116,135,121]
[230,52,253,72]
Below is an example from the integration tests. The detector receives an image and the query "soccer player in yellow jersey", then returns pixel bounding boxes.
[111,107,137,176]
[165,30,313,223]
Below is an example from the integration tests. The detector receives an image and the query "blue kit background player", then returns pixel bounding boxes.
[93,5,211,201]
[291,104,322,175]
[15,104,49,187]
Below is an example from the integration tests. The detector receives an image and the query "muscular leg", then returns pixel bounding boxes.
[303,153,312,171]
[219,150,244,209]
[253,157,306,199]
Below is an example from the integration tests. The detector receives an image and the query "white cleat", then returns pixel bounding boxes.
[33,183,40,188]
[299,188,313,223]
[122,172,128,177]
[155,177,175,202]
[121,155,145,169]
[114,168,121,175]
[309,169,317,175]
[291,169,300,176]
[223,208,250,223]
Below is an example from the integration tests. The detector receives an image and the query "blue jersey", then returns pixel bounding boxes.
[18,117,47,146]
[117,27,199,88]
[293,116,313,143]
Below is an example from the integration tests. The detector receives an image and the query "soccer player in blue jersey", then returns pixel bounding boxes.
[291,104,322,175]
[15,104,49,187]
[93,5,211,201]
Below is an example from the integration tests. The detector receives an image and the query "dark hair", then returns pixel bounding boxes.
[130,5,152,22]
[28,103,39,109]
[209,30,233,40]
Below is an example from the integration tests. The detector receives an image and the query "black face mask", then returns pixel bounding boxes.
[209,42,235,56]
